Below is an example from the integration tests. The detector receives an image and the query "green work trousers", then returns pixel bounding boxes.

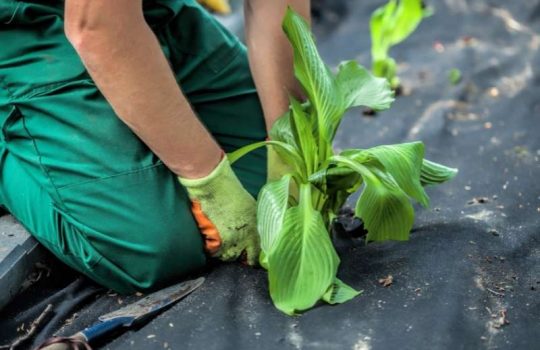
[0,0,267,293]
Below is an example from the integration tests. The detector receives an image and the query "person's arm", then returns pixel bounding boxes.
[244,0,310,132]
[64,0,221,179]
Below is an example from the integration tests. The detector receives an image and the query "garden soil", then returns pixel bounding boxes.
[1,0,539,349]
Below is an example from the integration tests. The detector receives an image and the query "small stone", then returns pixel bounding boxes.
[488,229,500,236]
[433,41,445,53]
[489,87,499,97]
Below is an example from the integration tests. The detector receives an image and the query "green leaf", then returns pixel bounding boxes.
[357,166,414,241]
[269,111,297,149]
[257,175,292,255]
[228,141,267,164]
[372,58,399,88]
[268,184,340,315]
[363,142,429,207]
[370,0,428,61]
[335,60,395,111]
[259,251,269,270]
[322,279,362,305]
[309,166,362,195]
[290,96,319,174]
[282,7,345,144]
[370,1,396,61]
[331,156,414,242]
[370,0,429,85]
[448,68,462,85]
[228,140,306,179]
[420,159,458,186]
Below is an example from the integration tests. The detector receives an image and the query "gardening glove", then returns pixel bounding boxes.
[198,0,231,14]
[178,155,260,265]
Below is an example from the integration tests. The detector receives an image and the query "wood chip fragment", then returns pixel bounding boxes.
[493,309,510,328]
[487,288,505,297]
[378,275,393,287]
[0,304,53,350]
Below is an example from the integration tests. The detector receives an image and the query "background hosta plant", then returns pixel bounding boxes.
[370,0,432,88]
[229,8,456,315]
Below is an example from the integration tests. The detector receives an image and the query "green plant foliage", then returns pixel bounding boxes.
[268,184,340,315]
[323,278,363,305]
[448,68,462,85]
[228,7,457,315]
[370,0,432,88]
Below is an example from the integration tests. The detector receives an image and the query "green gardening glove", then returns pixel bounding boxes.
[178,156,260,265]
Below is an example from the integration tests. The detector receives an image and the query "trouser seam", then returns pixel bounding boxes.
[18,108,69,210]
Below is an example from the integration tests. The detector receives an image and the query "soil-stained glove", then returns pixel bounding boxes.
[198,0,231,14]
[178,156,260,265]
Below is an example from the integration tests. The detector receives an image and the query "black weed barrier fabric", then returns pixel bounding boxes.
[1,0,539,349]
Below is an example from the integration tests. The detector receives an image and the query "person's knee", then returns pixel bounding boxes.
[97,213,207,293]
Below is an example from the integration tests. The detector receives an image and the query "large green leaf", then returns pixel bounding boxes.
[257,175,292,255]
[268,184,340,315]
[335,60,395,111]
[363,142,429,207]
[421,159,458,186]
[322,278,362,305]
[332,156,414,242]
[282,7,345,145]
[357,166,414,241]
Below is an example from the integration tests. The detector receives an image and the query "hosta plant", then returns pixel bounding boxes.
[370,0,432,88]
[229,8,456,315]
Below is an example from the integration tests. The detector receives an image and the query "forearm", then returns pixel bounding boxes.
[65,0,221,178]
[245,0,310,132]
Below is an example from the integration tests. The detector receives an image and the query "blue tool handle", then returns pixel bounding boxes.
[81,316,133,343]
